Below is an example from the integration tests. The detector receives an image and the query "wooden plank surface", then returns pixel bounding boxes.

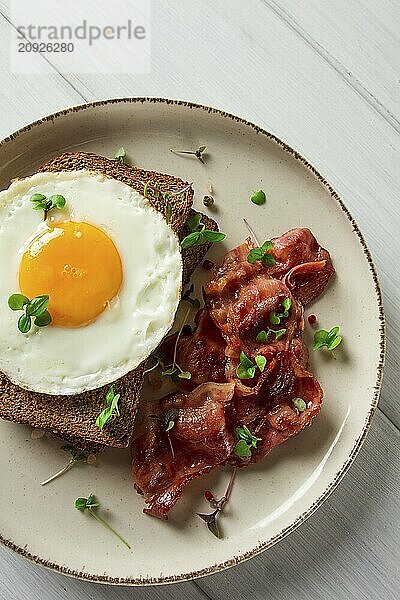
[0,1,398,598]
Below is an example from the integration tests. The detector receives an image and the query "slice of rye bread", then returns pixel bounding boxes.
[0,152,218,452]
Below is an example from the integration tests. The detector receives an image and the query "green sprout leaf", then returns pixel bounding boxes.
[170,145,207,164]
[234,439,252,457]
[181,231,202,249]
[187,213,203,231]
[41,444,89,486]
[236,364,256,379]
[165,201,172,224]
[202,231,226,243]
[234,425,262,458]
[96,386,121,430]
[256,330,268,343]
[48,194,66,209]
[26,294,49,317]
[178,371,192,380]
[8,294,29,311]
[9,293,52,334]
[255,355,267,372]
[195,145,207,163]
[114,147,126,163]
[251,190,266,206]
[292,397,307,412]
[256,327,286,343]
[61,445,88,463]
[30,192,67,218]
[197,510,221,538]
[247,247,264,264]
[34,310,52,327]
[236,351,267,379]
[150,408,179,433]
[269,311,280,325]
[162,366,178,376]
[269,298,292,325]
[274,328,286,341]
[30,193,47,203]
[247,240,276,267]
[312,326,343,354]
[181,214,226,249]
[74,494,131,549]
[18,314,31,333]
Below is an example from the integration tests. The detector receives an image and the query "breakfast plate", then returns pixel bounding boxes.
[0,98,385,585]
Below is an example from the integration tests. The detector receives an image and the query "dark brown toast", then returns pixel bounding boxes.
[0,152,218,451]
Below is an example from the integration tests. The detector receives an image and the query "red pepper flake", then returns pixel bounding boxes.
[203,259,214,271]
[308,314,317,325]
[204,490,214,502]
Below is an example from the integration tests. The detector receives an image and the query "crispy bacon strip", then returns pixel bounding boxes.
[131,382,236,519]
[227,342,323,465]
[175,309,226,387]
[204,228,334,308]
[131,229,332,519]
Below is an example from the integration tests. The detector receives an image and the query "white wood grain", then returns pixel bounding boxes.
[0,0,398,598]
[267,0,400,127]
[0,549,207,600]
[0,16,85,135]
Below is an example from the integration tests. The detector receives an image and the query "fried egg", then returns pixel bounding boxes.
[0,170,182,395]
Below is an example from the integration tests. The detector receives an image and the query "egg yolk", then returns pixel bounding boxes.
[19,221,123,327]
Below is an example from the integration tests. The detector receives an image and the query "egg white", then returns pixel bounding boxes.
[0,170,182,395]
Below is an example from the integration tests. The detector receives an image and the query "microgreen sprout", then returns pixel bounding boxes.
[162,305,193,382]
[8,293,51,333]
[269,297,292,325]
[197,467,237,539]
[247,240,276,267]
[181,213,226,249]
[236,351,266,380]
[250,190,266,206]
[243,218,261,246]
[292,397,307,412]
[75,494,131,549]
[181,283,201,309]
[30,193,66,220]
[165,201,172,224]
[40,445,88,486]
[96,386,121,430]
[170,145,207,164]
[140,180,192,224]
[114,147,127,163]
[234,425,262,458]
[149,408,178,432]
[256,328,286,343]
[312,326,343,355]
[149,408,179,458]
[144,306,193,383]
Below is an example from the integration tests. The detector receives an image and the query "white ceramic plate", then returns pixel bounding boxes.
[0,99,385,585]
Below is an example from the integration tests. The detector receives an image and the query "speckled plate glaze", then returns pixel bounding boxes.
[0,98,385,585]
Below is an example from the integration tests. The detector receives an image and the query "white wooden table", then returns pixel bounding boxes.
[0,1,399,598]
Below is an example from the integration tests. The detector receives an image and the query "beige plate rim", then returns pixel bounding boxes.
[0,97,386,586]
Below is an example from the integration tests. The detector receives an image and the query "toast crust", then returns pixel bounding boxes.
[0,153,217,450]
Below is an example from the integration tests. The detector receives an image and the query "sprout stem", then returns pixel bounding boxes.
[89,509,131,549]
[40,460,74,486]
